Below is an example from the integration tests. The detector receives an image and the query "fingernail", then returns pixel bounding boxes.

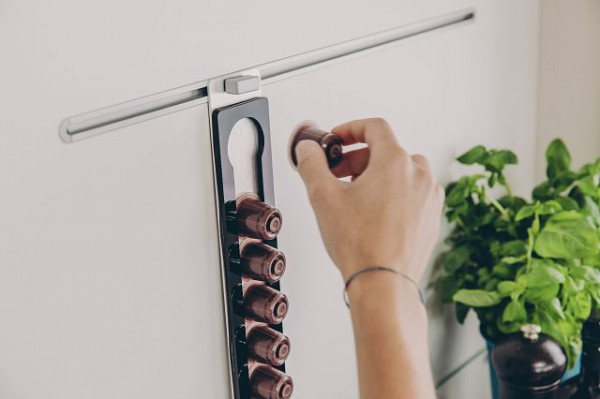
[295,140,314,163]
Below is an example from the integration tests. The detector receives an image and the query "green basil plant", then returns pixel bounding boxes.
[437,139,600,368]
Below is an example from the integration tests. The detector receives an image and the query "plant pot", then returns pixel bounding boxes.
[485,338,581,399]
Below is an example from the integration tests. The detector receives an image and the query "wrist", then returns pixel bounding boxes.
[339,256,421,282]
[346,269,425,312]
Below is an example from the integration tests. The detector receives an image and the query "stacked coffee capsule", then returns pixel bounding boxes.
[230,193,293,399]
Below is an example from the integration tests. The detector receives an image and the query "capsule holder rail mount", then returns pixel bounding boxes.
[211,94,287,398]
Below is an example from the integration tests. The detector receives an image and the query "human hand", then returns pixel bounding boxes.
[294,118,444,282]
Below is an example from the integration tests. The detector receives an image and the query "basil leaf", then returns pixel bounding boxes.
[534,211,600,259]
[498,299,527,334]
[538,310,562,341]
[538,200,563,215]
[453,289,502,307]
[524,283,560,304]
[567,341,583,370]
[455,303,470,324]
[583,257,600,267]
[526,259,566,286]
[578,176,597,197]
[546,139,571,180]
[589,285,600,305]
[515,204,537,221]
[437,275,464,303]
[500,195,528,212]
[565,276,586,293]
[457,145,487,165]
[492,263,513,279]
[445,178,471,207]
[533,181,554,201]
[477,268,491,281]
[568,291,592,320]
[484,278,501,292]
[497,281,519,297]
[579,158,600,175]
[499,240,528,257]
[542,298,566,320]
[554,197,580,211]
[483,150,518,172]
[443,246,471,273]
[552,171,579,192]
[584,196,600,224]
[502,299,527,322]
[501,256,527,265]
[570,265,600,283]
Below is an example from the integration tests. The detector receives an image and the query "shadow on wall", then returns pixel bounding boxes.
[427,252,491,399]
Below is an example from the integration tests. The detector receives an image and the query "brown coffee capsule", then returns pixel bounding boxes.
[240,241,286,282]
[244,284,289,324]
[289,120,343,169]
[247,324,291,366]
[250,364,294,399]
[236,193,282,240]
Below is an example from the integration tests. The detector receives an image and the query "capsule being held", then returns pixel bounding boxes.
[289,120,343,169]
[244,284,289,324]
[247,324,291,366]
[235,193,282,240]
[250,364,294,399]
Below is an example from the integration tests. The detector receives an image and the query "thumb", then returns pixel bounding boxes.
[295,140,337,196]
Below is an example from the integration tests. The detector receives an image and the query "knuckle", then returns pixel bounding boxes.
[419,169,435,184]
[436,184,446,200]
[412,153,429,165]
[371,117,390,128]
[411,154,432,173]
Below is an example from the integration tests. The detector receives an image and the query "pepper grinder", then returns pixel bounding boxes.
[493,324,567,399]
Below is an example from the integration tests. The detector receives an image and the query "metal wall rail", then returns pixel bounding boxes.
[59,8,475,143]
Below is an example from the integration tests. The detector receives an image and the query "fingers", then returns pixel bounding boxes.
[295,119,434,195]
[331,118,402,154]
[411,154,431,172]
[330,147,370,178]
[410,154,442,211]
[295,140,339,200]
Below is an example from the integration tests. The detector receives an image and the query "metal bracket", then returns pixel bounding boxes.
[208,68,261,114]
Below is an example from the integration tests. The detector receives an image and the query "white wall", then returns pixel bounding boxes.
[537,0,600,178]
[0,1,545,398]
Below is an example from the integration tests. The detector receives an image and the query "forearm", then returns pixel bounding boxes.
[292,119,442,398]
[347,272,436,399]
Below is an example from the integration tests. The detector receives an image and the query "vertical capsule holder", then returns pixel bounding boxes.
[210,82,292,399]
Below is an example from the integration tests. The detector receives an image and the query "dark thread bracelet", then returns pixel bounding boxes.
[343,266,425,308]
